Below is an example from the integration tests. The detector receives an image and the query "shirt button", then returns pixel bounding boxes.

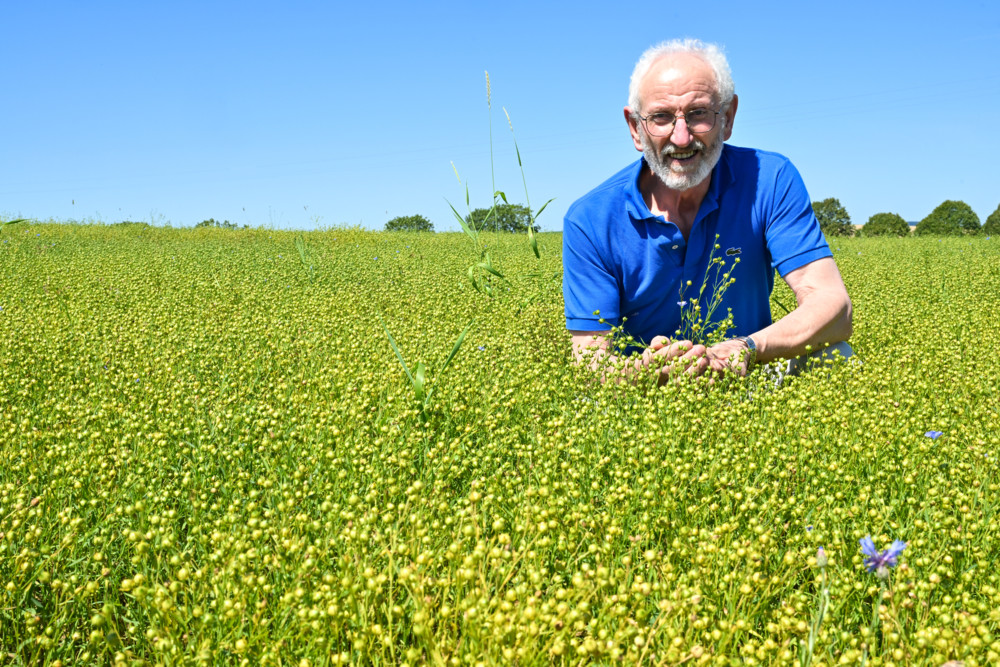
[672,245,679,250]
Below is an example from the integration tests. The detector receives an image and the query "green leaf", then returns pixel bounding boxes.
[494,190,509,205]
[772,295,792,315]
[528,226,540,259]
[294,235,310,265]
[378,317,415,386]
[467,264,482,293]
[476,263,505,279]
[413,362,426,402]
[477,253,505,279]
[534,198,555,220]
[2,219,27,226]
[447,199,479,244]
[440,321,474,375]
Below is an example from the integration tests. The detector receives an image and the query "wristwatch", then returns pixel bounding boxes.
[734,335,757,370]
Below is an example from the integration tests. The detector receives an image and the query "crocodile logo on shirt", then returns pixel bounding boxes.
[726,247,742,256]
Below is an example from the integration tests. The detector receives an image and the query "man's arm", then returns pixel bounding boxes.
[706,256,852,374]
[570,330,710,384]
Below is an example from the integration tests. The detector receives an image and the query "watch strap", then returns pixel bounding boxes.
[735,336,757,370]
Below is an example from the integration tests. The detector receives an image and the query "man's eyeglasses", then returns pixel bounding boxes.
[636,108,720,137]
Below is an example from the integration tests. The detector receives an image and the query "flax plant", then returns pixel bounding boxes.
[674,235,738,346]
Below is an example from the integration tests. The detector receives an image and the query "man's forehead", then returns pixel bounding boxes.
[641,53,718,98]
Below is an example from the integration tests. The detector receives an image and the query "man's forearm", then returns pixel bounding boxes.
[751,289,852,363]
[743,257,853,364]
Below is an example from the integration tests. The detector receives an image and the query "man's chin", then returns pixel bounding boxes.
[651,166,710,191]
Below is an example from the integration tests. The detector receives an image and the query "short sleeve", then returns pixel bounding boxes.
[763,160,832,277]
[563,211,619,332]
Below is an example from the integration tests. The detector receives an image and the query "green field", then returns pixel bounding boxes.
[1,223,998,666]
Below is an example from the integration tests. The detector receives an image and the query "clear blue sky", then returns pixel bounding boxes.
[4,1,999,231]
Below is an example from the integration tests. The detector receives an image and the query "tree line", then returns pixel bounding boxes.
[813,199,1000,238]
[384,204,540,234]
[385,200,1000,237]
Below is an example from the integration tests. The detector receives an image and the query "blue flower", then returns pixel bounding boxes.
[677,300,687,308]
[477,346,485,351]
[859,535,906,577]
[925,430,943,439]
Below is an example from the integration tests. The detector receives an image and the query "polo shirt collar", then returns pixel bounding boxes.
[623,145,735,223]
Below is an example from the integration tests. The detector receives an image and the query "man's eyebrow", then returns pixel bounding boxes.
[644,100,714,114]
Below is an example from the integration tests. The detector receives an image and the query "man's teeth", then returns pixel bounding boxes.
[670,151,696,159]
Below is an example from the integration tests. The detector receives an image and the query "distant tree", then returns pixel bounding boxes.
[812,198,853,237]
[915,200,981,236]
[861,212,910,237]
[465,204,539,234]
[983,203,1000,236]
[384,214,434,232]
[196,218,242,230]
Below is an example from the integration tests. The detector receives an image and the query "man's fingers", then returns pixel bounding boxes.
[649,335,671,350]
[685,355,710,376]
[655,343,711,382]
[652,340,704,361]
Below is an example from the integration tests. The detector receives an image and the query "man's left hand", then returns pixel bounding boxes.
[706,339,750,376]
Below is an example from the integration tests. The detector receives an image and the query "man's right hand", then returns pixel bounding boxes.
[645,336,710,383]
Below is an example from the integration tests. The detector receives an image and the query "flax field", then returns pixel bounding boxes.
[1,222,999,666]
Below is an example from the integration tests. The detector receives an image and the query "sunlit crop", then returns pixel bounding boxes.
[1,223,998,666]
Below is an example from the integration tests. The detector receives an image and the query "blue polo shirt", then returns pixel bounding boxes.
[563,144,830,350]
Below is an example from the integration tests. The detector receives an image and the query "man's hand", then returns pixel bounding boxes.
[570,331,710,384]
[706,338,751,376]
[646,336,710,383]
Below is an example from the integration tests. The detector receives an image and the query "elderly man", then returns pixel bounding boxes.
[563,39,852,382]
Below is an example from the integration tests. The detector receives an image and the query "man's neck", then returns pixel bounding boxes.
[640,167,711,240]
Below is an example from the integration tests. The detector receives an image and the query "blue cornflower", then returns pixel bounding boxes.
[477,346,485,351]
[677,300,687,308]
[925,430,943,439]
[816,546,828,568]
[859,535,906,577]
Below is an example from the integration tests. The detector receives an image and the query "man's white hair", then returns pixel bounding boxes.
[628,39,735,114]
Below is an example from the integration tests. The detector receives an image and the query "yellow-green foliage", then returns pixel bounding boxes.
[1,224,999,666]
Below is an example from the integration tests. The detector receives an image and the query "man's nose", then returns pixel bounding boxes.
[670,118,692,146]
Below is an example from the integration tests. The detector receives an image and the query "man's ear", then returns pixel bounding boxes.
[624,106,644,152]
[722,94,738,141]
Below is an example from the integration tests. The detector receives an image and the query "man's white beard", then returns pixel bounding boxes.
[641,122,725,191]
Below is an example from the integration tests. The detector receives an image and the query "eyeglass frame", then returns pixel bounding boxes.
[634,108,722,137]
